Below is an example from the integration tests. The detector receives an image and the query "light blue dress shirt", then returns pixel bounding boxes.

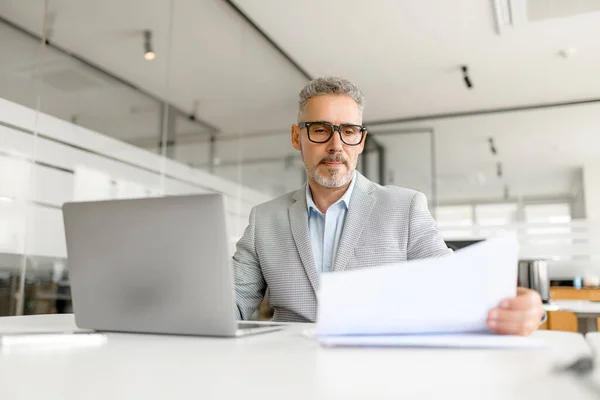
[306,172,357,274]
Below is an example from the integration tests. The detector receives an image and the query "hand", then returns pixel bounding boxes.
[487,287,545,336]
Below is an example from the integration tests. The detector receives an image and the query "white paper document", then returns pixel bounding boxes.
[316,333,546,349]
[315,233,542,348]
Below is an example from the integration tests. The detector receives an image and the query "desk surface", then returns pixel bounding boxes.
[547,300,600,314]
[0,314,598,400]
[585,333,600,390]
[587,332,600,345]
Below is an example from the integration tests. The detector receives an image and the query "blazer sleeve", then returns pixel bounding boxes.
[406,192,453,260]
[232,207,267,320]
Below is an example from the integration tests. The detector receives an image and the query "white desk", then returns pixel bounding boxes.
[585,333,600,392]
[545,300,600,334]
[587,332,600,349]
[0,314,598,400]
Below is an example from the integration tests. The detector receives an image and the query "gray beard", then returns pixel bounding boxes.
[307,166,354,188]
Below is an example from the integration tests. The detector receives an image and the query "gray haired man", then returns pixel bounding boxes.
[233,76,544,336]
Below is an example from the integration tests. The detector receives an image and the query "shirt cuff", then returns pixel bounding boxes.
[540,310,548,325]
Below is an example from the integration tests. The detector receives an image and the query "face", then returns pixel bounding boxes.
[291,94,366,188]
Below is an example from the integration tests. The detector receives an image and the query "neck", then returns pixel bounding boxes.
[308,174,354,213]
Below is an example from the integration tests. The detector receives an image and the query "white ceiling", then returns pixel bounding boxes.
[0,0,599,204]
[0,0,307,136]
[234,0,600,122]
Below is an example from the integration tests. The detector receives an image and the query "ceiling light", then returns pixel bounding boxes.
[143,30,155,61]
[461,65,473,89]
[488,137,498,156]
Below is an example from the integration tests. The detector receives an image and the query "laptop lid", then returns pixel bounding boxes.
[62,193,239,336]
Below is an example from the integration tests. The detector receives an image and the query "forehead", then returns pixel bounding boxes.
[302,94,362,124]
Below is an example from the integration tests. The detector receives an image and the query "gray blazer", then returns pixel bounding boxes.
[233,172,451,322]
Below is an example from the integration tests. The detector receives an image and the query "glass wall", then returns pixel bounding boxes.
[0,2,175,316]
[0,0,308,318]
[0,10,47,316]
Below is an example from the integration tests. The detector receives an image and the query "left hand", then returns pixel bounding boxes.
[487,287,545,336]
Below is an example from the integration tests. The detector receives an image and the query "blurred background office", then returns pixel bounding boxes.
[0,1,599,328]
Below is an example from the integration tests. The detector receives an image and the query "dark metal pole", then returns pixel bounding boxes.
[378,141,386,185]
[159,104,177,159]
[361,136,369,179]
[430,129,438,218]
[209,134,217,173]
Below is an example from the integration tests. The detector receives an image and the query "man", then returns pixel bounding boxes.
[233,76,544,336]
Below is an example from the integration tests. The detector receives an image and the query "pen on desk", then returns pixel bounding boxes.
[553,351,600,396]
[554,355,595,376]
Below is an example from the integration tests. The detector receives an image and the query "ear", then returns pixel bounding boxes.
[291,124,301,151]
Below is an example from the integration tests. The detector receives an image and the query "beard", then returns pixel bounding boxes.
[305,153,354,188]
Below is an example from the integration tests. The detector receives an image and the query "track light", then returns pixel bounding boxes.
[188,100,200,121]
[461,65,473,89]
[488,137,498,156]
[496,162,503,178]
[143,30,155,61]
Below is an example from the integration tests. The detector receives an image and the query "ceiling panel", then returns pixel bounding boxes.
[233,0,600,123]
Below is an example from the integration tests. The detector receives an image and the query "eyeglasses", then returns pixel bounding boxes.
[298,121,366,146]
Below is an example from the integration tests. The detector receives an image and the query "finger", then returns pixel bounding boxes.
[488,307,544,324]
[487,307,544,336]
[487,318,539,336]
[499,289,542,311]
[517,287,534,296]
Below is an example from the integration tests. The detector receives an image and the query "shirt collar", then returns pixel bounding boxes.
[306,171,357,214]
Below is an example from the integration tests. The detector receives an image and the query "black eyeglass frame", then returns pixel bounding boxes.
[298,121,367,146]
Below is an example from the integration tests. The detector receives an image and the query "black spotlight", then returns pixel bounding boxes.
[461,65,473,89]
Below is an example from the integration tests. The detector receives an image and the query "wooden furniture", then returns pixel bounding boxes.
[546,287,600,332]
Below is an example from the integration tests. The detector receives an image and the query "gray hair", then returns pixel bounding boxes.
[297,76,365,121]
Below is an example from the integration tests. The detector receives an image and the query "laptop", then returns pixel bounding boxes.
[62,193,282,337]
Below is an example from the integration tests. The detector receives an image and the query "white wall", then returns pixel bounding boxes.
[0,97,271,261]
[583,161,600,221]
[167,102,600,207]
[571,168,586,219]
[354,102,600,204]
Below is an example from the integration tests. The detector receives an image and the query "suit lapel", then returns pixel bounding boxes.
[289,187,320,294]
[333,173,376,272]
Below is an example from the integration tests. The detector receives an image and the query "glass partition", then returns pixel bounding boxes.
[0,1,174,315]
[0,0,305,318]
[0,5,49,316]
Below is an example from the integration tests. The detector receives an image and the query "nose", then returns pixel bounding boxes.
[326,130,343,153]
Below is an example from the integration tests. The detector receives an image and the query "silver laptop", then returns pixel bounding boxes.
[62,193,281,337]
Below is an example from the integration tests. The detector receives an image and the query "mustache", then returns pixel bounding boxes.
[319,153,348,165]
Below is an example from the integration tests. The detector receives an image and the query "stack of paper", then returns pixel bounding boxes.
[315,233,544,348]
